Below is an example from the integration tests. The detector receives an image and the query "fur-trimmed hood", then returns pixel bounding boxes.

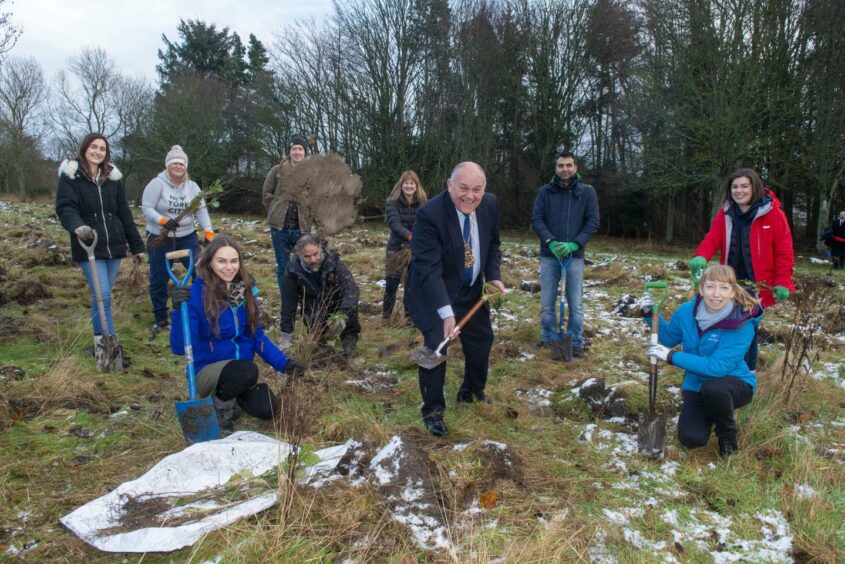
[58,158,122,182]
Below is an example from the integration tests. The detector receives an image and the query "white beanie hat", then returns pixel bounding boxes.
[165,145,188,167]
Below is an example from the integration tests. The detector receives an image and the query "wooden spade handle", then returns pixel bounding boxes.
[166,249,191,260]
[455,289,501,331]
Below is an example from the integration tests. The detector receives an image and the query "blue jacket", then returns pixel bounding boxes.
[658,296,763,392]
[170,278,289,375]
[531,176,600,259]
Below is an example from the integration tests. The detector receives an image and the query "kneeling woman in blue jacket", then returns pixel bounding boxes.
[646,264,763,456]
[170,235,305,432]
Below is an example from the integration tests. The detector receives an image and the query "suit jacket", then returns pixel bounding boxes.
[406,191,501,331]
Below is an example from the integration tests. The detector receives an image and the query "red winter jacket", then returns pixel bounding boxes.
[694,190,795,308]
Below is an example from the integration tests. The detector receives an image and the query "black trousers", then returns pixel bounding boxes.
[677,377,753,448]
[418,283,494,419]
[217,360,279,420]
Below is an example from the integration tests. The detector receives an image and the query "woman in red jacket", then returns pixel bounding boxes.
[689,168,795,369]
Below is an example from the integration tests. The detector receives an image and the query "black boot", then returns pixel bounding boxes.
[213,395,236,434]
[342,334,358,360]
[382,277,400,319]
[718,435,738,457]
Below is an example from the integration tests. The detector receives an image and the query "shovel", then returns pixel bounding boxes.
[411,288,501,370]
[637,280,668,457]
[78,231,124,373]
[549,255,573,362]
[166,249,221,443]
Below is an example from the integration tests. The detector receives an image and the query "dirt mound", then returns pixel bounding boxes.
[2,280,53,306]
[575,377,630,418]
[479,440,525,487]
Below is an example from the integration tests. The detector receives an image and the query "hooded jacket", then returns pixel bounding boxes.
[55,159,145,262]
[170,277,289,376]
[141,171,213,237]
[658,296,763,393]
[261,160,314,231]
[279,246,359,333]
[531,175,600,259]
[694,189,795,308]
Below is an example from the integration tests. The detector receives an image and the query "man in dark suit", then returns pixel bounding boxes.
[405,162,505,437]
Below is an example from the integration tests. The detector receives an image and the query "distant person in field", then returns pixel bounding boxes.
[262,135,312,297]
[141,145,215,335]
[382,170,427,320]
[405,162,505,438]
[831,210,845,270]
[170,235,305,433]
[689,168,794,369]
[55,133,145,359]
[530,150,599,357]
[279,234,361,360]
[642,265,763,457]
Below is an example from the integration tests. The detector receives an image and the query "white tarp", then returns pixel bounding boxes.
[60,431,352,553]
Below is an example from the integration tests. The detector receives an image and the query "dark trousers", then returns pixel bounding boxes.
[147,231,200,324]
[217,360,279,420]
[677,377,753,448]
[271,227,300,293]
[382,276,401,317]
[418,283,494,419]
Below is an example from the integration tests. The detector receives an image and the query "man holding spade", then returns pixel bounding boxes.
[405,162,505,437]
[531,150,599,358]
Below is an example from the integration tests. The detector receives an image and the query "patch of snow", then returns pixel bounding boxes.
[368,436,403,485]
[794,484,818,501]
[452,443,471,452]
[711,510,792,564]
[514,387,552,407]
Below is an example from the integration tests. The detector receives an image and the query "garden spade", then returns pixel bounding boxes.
[166,249,221,443]
[78,231,124,373]
[411,288,501,370]
[638,280,669,457]
[549,255,573,362]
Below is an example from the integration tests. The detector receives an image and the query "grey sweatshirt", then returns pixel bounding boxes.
[141,171,213,238]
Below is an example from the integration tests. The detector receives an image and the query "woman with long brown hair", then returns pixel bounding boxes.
[382,170,427,319]
[55,133,145,358]
[169,235,305,432]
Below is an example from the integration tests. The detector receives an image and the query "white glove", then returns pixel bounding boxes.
[641,291,654,310]
[647,344,671,362]
[278,332,292,350]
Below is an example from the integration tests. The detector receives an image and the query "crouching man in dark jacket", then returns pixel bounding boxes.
[279,234,361,358]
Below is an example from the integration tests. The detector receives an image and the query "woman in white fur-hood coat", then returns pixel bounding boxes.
[55,133,145,342]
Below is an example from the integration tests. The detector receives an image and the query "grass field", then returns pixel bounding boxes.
[1,199,843,562]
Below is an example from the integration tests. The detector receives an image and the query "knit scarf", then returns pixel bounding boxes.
[226,281,246,308]
[695,299,734,332]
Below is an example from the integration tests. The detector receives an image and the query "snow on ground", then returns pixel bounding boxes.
[811,362,845,390]
[513,387,553,407]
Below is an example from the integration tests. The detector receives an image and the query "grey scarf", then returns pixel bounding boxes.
[695,299,733,332]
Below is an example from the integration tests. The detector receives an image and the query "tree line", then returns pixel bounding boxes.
[0,0,842,247]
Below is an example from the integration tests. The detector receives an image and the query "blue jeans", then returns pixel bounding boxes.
[271,227,300,292]
[147,231,200,324]
[79,258,122,335]
[539,256,585,347]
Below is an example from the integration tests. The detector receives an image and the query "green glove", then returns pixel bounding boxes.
[561,242,579,256]
[327,312,348,337]
[773,285,790,304]
[548,241,567,259]
[689,256,707,277]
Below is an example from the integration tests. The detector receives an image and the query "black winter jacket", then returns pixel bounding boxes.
[530,175,600,259]
[385,197,419,252]
[280,246,360,333]
[55,159,145,262]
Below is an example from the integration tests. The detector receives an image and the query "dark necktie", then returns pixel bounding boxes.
[463,213,473,286]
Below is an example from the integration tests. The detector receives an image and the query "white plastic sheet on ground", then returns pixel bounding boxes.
[60,431,352,553]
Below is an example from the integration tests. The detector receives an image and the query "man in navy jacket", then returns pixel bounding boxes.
[531,151,599,357]
[405,162,505,437]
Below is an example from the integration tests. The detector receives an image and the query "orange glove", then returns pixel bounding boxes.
[204,231,215,241]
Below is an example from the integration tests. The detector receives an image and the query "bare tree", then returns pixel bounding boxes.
[0,56,46,200]
[0,0,20,59]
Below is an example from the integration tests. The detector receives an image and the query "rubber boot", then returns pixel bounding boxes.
[93,335,106,366]
[718,434,738,457]
[213,395,237,435]
[382,276,400,319]
[342,334,358,360]
[113,334,129,369]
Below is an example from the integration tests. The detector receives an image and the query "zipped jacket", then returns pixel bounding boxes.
[531,176,600,259]
[261,160,314,231]
[279,247,359,333]
[694,190,795,308]
[385,197,419,252]
[55,159,145,262]
[170,277,289,376]
[658,296,763,393]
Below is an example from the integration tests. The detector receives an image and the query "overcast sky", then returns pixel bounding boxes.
[11,0,334,83]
